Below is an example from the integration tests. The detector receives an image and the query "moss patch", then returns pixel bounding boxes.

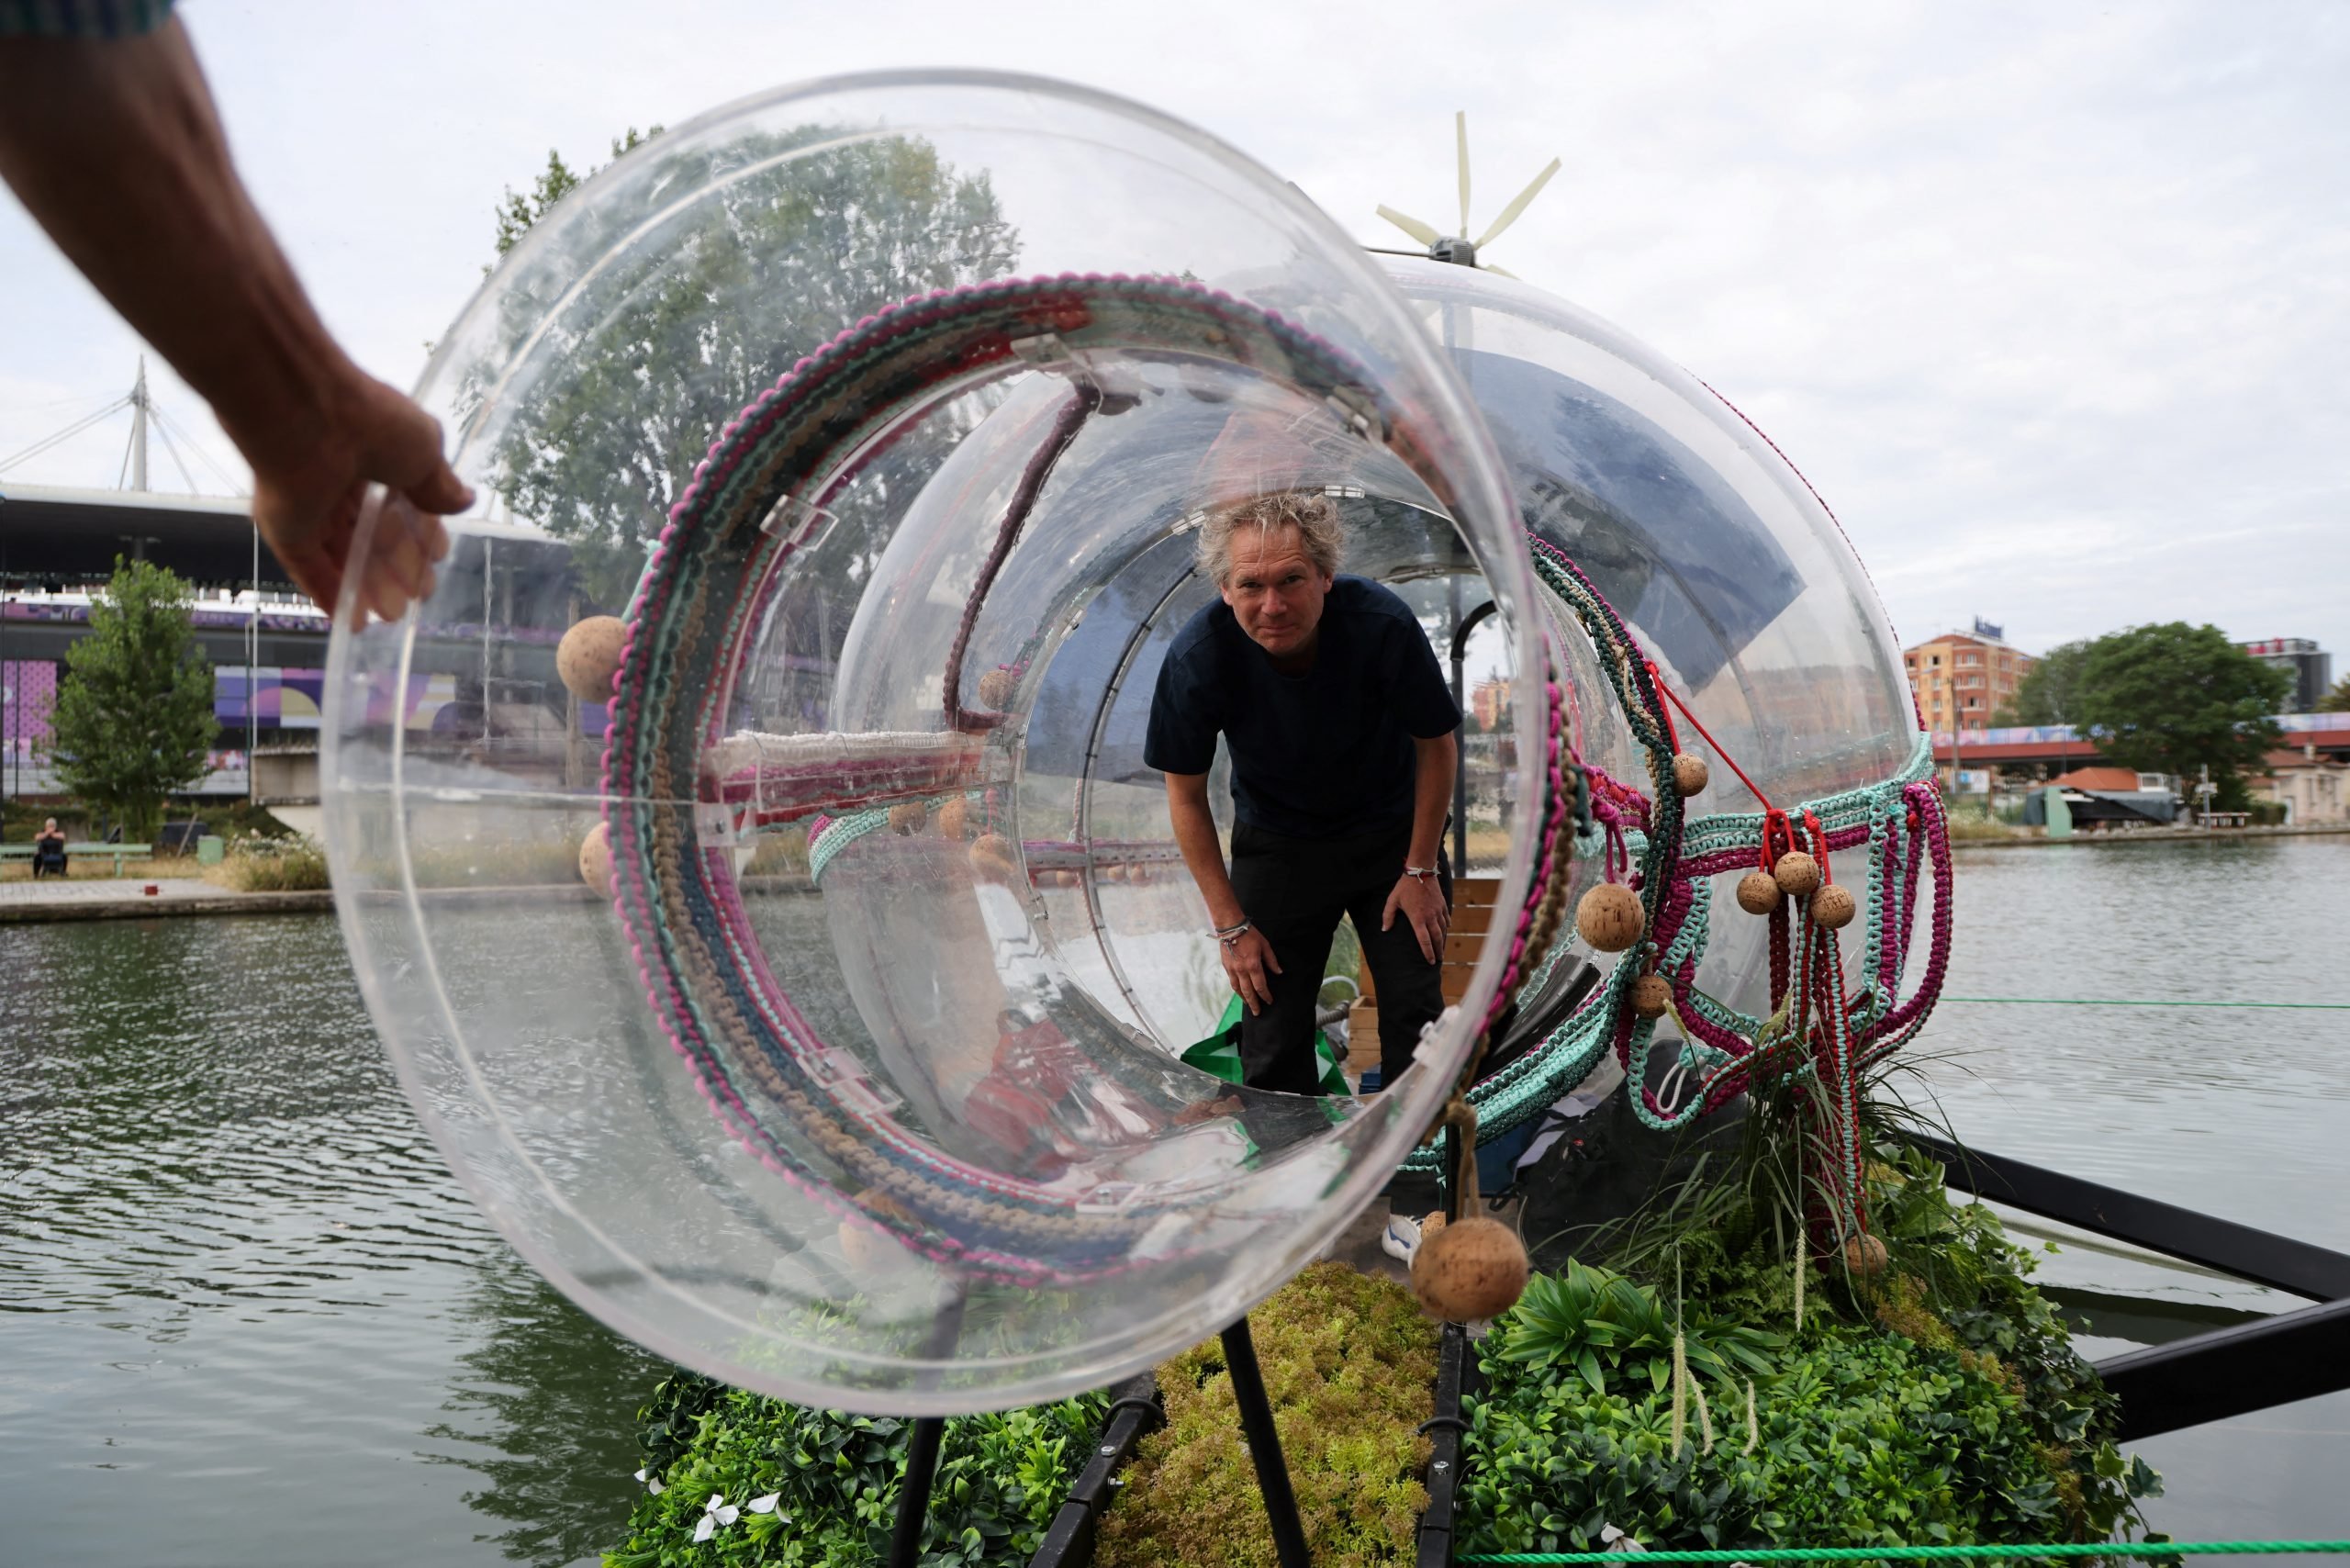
[1098,1262,1438,1568]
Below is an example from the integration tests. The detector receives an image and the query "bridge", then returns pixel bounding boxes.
[1932,715,2350,769]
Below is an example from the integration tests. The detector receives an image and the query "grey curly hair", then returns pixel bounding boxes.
[1196,490,1345,587]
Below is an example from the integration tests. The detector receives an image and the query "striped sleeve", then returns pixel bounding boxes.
[0,0,174,37]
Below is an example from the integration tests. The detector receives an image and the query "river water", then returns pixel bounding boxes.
[2,835,2344,1564]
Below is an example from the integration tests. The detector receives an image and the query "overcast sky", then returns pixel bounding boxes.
[3,1,2344,671]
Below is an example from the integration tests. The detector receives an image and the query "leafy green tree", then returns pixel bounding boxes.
[43,558,219,842]
[479,125,1020,607]
[489,128,656,263]
[2318,673,2350,713]
[1989,638,2090,728]
[2074,622,2289,808]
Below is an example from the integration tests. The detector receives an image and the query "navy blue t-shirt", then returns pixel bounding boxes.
[1144,577,1461,839]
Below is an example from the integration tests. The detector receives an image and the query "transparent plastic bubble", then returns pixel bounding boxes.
[1382,258,1919,1022]
[323,73,1547,1413]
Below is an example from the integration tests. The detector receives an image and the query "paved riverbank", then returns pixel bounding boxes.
[0,878,813,923]
[0,876,333,923]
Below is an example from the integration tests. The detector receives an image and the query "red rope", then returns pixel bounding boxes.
[1647,668,1775,812]
[1641,659,1683,754]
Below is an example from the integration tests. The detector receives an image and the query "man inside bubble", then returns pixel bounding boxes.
[1146,407,1461,1118]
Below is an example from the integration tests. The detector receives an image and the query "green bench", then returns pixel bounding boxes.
[0,841,154,876]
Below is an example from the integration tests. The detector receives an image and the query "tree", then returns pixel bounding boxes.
[2073,622,2289,809]
[44,558,218,842]
[477,125,1020,607]
[2318,673,2350,713]
[489,128,656,263]
[1990,638,2090,728]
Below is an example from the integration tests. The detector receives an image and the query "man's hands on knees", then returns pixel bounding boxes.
[1382,873,1450,963]
[1220,924,1283,1015]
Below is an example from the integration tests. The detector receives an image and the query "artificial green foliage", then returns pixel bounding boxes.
[42,556,218,843]
[1495,1260,1782,1397]
[1096,1262,1438,1568]
[1460,1149,2163,1556]
[606,1375,1105,1567]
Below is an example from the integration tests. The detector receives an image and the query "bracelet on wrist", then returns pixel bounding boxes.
[1402,864,1439,881]
[1214,918,1251,943]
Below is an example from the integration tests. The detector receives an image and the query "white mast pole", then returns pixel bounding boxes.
[129,356,150,492]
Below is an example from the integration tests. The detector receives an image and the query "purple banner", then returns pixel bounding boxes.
[3,660,56,746]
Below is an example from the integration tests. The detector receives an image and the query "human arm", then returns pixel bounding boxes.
[0,17,466,622]
[1382,729,1457,962]
[1164,769,1281,1015]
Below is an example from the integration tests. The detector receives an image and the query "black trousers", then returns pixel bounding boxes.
[1227,819,1450,1096]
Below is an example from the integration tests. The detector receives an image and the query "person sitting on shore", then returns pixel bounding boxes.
[31,817,68,879]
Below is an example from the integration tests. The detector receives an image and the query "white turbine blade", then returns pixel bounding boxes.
[1376,205,1442,247]
[1482,262,1520,280]
[1456,111,1472,236]
[1476,157,1561,249]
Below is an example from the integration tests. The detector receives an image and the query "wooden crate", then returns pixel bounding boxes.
[1345,1000,1382,1072]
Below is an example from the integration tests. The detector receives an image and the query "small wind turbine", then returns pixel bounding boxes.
[1376,111,1560,279]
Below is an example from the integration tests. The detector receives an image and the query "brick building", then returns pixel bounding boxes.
[1903,619,2036,731]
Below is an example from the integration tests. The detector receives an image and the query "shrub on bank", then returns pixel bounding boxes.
[215,833,330,891]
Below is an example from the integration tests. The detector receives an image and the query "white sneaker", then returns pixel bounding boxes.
[1382,1214,1422,1263]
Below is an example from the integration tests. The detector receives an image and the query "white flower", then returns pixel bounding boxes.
[1600,1523,1647,1552]
[691,1493,741,1542]
[747,1494,782,1515]
[631,1468,666,1495]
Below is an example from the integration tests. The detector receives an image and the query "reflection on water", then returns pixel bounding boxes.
[0,914,659,1568]
[3,834,2345,1562]
[1915,834,2350,1538]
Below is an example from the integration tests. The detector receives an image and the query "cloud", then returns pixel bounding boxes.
[3,0,2343,665]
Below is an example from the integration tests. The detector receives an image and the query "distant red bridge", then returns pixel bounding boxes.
[1930,713,2350,768]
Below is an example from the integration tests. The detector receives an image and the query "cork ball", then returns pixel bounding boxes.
[1575,882,1646,953]
[1842,1232,1890,1278]
[888,801,929,836]
[937,796,972,842]
[1773,851,1821,898]
[1628,972,1673,1020]
[555,615,628,702]
[577,821,612,893]
[968,832,1020,884]
[1672,753,1710,798]
[1810,882,1858,930]
[1411,1216,1529,1322]
[1735,870,1781,915]
[976,666,1018,710]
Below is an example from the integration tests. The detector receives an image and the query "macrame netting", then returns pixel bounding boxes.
[599,273,1572,1283]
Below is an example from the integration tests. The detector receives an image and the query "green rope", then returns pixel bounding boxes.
[1460,1542,2350,1563]
[1943,996,2350,1012]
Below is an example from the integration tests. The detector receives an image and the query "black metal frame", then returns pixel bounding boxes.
[886,1282,972,1568]
[1222,1315,1314,1568]
[1415,1322,1474,1568]
[1910,1132,2350,1441]
[1028,1373,1161,1568]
